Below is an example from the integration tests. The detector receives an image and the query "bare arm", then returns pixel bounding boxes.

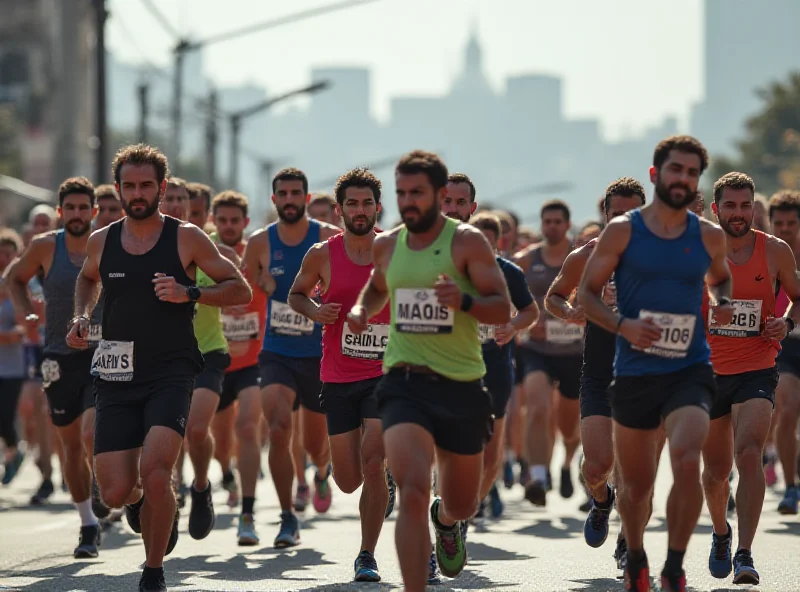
[3,236,51,318]
[776,239,800,325]
[578,220,630,333]
[702,223,733,305]
[241,229,275,296]
[288,243,331,322]
[188,227,252,307]
[74,230,105,318]
[546,246,589,321]
[460,228,512,325]
[355,234,392,320]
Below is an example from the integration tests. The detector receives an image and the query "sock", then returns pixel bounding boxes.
[222,470,235,484]
[663,548,685,575]
[627,548,646,565]
[142,565,164,581]
[75,498,98,526]
[242,496,255,515]
[714,523,731,539]
[531,465,548,483]
[594,484,613,508]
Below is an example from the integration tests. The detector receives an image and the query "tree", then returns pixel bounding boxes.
[0,106,22,178]
[710,72,800,197]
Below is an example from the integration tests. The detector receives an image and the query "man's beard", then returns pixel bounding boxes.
[720,216,751,238]
[65,219,91,237]
[343,213,377,236]
[123,197,160,220]
[655,177,697,211]
[401,203,439,234]
[445,211,469,223]
[277,203,305,224]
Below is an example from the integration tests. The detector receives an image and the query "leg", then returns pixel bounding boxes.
[436,447,484,524]
[480,417,506,499]
[80,407,95,466]
[774,372,800,487]
[523,370,555,499]
[581,416,614,501]
[235,386,262,506]
[360,418,388,554]
[303,408,331,474]
[95,448,142,509]
[701,416,734,536]
[185,388,220,490]
[211,403,236,475]
[291,409,307,486]
[56,419,92,504]
[261,383,296,512]
[329,428,364,494]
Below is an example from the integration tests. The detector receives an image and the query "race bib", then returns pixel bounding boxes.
[269,301,314,337]
[341,324,389,360]
[478,324,495,344]
[223,312,260,342]
[546,318,584,344]
[91,340,134,381]
[87,324,102,343]
[708,299,762,338]
[41,359,61,387]
[634,310,695,358]
[394,289,455,334]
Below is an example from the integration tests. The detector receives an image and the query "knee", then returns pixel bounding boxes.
[671,448,702,481]
[735,441,765,474]
[362,452,385,485]
[236,417,260,444]
[141,466,174,500]
[398,479,431,516]
[99,480,135,508]
[267,419,292,448]
[527,399,551,423]
[702,458,731,485]
[582,453,614,486]
[333,468,362,494]
[62,436,85,461]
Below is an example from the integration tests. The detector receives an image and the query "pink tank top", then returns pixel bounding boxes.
[320,233,390,383]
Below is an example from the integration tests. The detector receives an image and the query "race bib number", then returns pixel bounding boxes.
[91,340,134,382]
[223,312,260,342]
[478,324,495,344]
[708,299,762,338]
[87,324,102,343]
[269,301,314,337]
[394,289,454,334]
[41,359,61,387]
[634,310,695,358]
[546,318,584,344]
[341,324,389,360]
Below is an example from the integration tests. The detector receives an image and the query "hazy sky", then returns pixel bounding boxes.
[107,0,704,143]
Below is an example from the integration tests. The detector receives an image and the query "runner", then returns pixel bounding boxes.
[94,184,124,230]
[67,144,251,592]
[769,190,800,512]
[308,192,343,228]
[544,177,645,554]
[242,167,340,547]
[347,150,511,592]
[187,182,214,231]
[578,135,734,592]
[5,177,104,557]
[513,199,582,506]
[210,190,268,544]
[441,174,538,519]
[289,167,391,581]
[702,172,800,585]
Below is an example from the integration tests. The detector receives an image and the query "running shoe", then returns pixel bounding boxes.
[73,524,101,559]
[138,571,167,592]
[294,483,310,512]
[222,470,239,508]
[1,450,24,485]
[313,466,333,513]
[778,485,799,515]
[274,510,300,548]
[353,550,381,582]
[385,468,396,519]
[614,532,628,571]
[584,485,614,548]
[430,497,467,578]
[165,509,180,556]
[125,496,144,534]
[488,484,504,518]
[29,478,54,506]
[503,459,514,489]
[91,477,110,519]
[560,466,574,498]
[428,547,443,585]
[524,479,547,506]
[237,513,260,546]
[708,521,732,579]
[624,553,650,592]
[732,549,759,585]
[659,569,686,592]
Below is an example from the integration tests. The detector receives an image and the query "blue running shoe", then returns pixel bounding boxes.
[274,511,300,548]
[708,521,732,579]
[732,549,759,585]
[354,550,380,582]
[778,486,799,515]
[488,484,504,518]
[584,485,614,548]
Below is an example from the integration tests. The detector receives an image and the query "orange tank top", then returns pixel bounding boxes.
[708,230,778,375]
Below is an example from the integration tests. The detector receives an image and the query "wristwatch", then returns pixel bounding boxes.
[186,285,201,303]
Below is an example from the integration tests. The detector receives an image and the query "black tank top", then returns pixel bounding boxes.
[581,320,615,383]
[96,216,202,383]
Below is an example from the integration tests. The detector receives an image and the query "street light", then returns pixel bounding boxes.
[228,81,331,189]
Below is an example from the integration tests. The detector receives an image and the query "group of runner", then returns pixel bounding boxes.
[1,135,799,592]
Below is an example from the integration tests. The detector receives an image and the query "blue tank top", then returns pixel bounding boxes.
[614,210,710,377]
[261,220,323,358]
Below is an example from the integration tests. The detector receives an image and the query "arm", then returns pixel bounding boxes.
[241,229,276,296]
[74,230,105,318]
[288,243,339,323]
[703,224,733,306]
[455,228,511,324]
[3,236,50,318]
[216,243,241,267]
[0,326,24,345]
[764,238,800,339]
[347,233,394,332]
[545,246,589,322]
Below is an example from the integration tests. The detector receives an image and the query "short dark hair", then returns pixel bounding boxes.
[604,177,646,213]
[769,190,800,220]
[112,144,169,186]
[448,173,476,202]
[95,184,119,201]
[540,199,571,222]
[186,182,213,210]
[309,193,336,208]
[211,190,249,218]
[395,150,449,192]
[58,176,95,207]
[0,227,23,252]
[712,172,755,204]
[334,168,382,206]
[272,167,308,195]
[469,211,501,241]
[167,177,187,190]
[653,134,709,173]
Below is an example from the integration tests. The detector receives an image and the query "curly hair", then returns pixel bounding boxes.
[653,135,709,174]
[334,168,382,206]
[395,150,449,192]
[604,176,646,213]
[111,144,169,186]
[769,190,800,220]
[272,167,308,195]
[712,172,755,204]
[57,176,95,207]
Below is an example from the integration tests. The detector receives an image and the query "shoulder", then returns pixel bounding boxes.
[26,230,58,259]
[374,227,400,257]
[697,216,725,246]
[765,232,794,259]
[216,243,240,265]
[86,225,111,250]
[317,221,343,239]
[455,222,491,249]
[512,242,540,265]
[305,240,330,261]
[566,240,596,264]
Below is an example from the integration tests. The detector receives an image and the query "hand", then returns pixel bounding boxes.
[710,302,735,327]
[314,302,342,324]
[764,317,790,340]
[564,305,587,325]
[66,316,89,350]
[434,274,463,309]
[601,283,617,307]
[346,305,368,334]
[152,273,189,303]
[494,323,516,346]
[258,269,276,296]
[619,317,662,350]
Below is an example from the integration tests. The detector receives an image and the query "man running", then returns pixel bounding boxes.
[308,192,343,228]
[187,182,214,231]
[5,177,104,558]
[702,172,800,585]
[578,135,733,592]
[769,190,800,513]
[243,167,340,547]
[514,200,582,505]
[95,184,124,230]
[347,150,511,592]
[210,190,268,545]
[68,144,251,592]
[289,167,391,581]
[442,174,538,519]
[545,177,645,555]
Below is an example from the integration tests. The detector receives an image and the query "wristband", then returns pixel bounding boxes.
[460,293,474,313]
[717,297,732,307]
[786,317,796,333]
[616,316,625,333]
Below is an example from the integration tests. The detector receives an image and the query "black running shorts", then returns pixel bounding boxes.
[320,377,381,436]
[42,348,95,427]
[218,364,260,412]
[258,350,323,414]
[711,366,778,420]
[518,349,582,400]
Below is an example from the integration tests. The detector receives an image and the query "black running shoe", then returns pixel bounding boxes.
[91,477,110,519]
[73,524,101,559]
[188,482,215,540]
[165,508,180,556]
[524,479,547,507]
[385,469,396,519]
[29,479,54,506]
[139,571,167,591]
[125,496,144,534]
[560,466,574,499]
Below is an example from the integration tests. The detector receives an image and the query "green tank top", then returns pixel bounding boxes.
[383,217,485,381]
[193,269,228,355]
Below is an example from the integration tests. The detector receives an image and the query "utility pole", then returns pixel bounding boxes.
[229,114,242,189]
[171,41,189,175]
[205,88,219,187]
[93,0,109,183]
[137,83,149,143]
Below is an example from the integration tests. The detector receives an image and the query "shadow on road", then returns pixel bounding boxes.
[513,517,584,539]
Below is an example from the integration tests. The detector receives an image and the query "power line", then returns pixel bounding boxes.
[139,0,180,40]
